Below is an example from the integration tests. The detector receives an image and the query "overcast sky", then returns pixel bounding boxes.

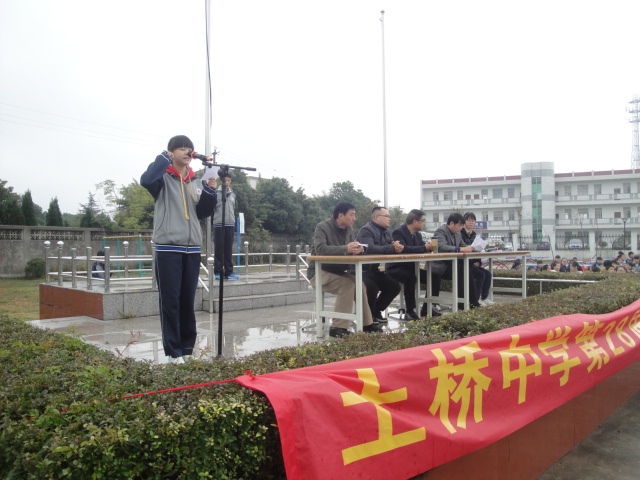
[1,0,639,216]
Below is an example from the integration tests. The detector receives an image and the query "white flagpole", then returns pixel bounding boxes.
[380,10,388,208]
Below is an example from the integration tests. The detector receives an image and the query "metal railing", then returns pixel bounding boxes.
[43,240,311,293]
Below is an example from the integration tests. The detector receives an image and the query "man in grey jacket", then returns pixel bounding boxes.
[356,206,403,323]
[431,212,481,309]
[308,202,383,338]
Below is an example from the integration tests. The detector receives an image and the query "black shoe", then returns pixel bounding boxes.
[329,327,352,338]
[431,309,442,317]
[404,310,420,321]
[363,323,384,333]
[419,303,429,317]
[373,311,388,324]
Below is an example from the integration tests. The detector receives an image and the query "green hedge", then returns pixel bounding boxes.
[2,275,640,478]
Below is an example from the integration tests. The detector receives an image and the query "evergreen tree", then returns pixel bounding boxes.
[0,179,20,225]
[79,192,99,228]
[4,197,25,225]
[46,197,64,226]
[21,190,37,226]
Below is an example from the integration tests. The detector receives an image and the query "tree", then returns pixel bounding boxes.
[0,179,21,225]
[318,181,378,232]
[3,196,25,225]
[45,197,63,226]
[79,192,112,228]
[98,179,154,229]
[256,177,303,234]
[21,190,37,226]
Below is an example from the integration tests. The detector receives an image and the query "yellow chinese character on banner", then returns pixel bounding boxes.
[575,320,609,372]
[538,326,581,386]
[428,341,491,434]
[340,368,426,465]
[628,310,640,339]
[499,335,542,404]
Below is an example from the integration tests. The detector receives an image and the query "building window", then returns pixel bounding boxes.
[457,190,463,200]
[623,183,631,194]
[624,207,631,218]
[564,209,572,219]
[595,208,602,219]
[433,192,439,201]
[494,211,503,221]
[577,185,588,195]
[474,194,480,200]
[466,194,472,200]
[508,210,515,221]
[443,191,453,201]
[614,188,621,195]
[594,184,602,195]
[481,211,489,221]
[492,188,503,199]
[481,189,488,199]
[508,187,515,198]
[577,208,589,218]
[564,185,571,196]
[433,212,439,223]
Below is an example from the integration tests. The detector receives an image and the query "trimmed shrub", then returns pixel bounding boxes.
[24,257,45,279]
[1,275,640,478]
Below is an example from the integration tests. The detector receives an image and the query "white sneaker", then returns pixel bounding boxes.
[168,356,185,364]
[478,299,487,307]
[182,355,193,362]
[482,298,495,306]
[433,303,442,312]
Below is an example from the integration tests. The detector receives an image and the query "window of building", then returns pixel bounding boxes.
[494,210,503,221]
[614,211,621,219]
[508,210,515,221]
[443,190,453,201]
[474,194,480,200]
[564,185,571,196]
[577,185,588,195]
[595,208,602,219]
[623,183,631,194]
[624,207,631,218]
[457,190,464,200]
[466,194,471,200]
[594,184,602,195]
[577,208,589,218]
[564,208,572,219]
[481,189,488,199]
[508,187,515,198]
[614,188,621,195]
[433,192,439,202]
[492,188,503,199]
[481,211,489,221]
[432,212,439,223]
[637,182,640,193]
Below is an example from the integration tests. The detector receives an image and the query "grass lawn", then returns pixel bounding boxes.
[0,277,41,320]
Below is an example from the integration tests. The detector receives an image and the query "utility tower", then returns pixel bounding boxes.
[628,96,640,169]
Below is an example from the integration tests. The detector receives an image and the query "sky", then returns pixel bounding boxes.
[2,0,640,216]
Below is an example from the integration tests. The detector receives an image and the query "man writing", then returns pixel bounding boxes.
[386,209,435,320]
[307,202,384,338]
[355,206,403,323]
[430,212,481,310]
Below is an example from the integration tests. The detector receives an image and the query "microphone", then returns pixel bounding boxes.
[189,151,212,161]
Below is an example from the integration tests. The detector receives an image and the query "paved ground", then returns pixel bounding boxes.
[28,294,640,479]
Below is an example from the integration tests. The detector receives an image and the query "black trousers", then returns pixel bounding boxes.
[155,251,200,358]
[214,226,235,276]
[362,270,402,314]
[386,268,428,311]
[431,259,479,306]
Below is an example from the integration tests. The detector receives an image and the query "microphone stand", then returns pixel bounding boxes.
[201,158,256,359]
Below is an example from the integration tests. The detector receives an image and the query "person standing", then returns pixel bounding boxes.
[141,135,218,364]
[212,175,238,279]
[355,206,403,323]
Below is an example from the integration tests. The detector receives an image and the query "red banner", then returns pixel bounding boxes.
[236,300,640,480]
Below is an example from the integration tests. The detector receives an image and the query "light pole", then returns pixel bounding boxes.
[622,217,628,250]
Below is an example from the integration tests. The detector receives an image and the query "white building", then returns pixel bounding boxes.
[420,162,640,258]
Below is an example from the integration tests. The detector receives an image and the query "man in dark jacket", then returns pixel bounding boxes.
[355,206,403,323]
[307,202,383,338]
[431,212,481,310]
[386,209,434,320]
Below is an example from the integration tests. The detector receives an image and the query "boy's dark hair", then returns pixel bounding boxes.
[405,209,425,225]
[463,212,476,221]
[447,212,465,225]
[167,135,194,152]
[596,256,603,261]
[333,202,356,219]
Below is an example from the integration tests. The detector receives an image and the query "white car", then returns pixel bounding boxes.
[568,239,583,249]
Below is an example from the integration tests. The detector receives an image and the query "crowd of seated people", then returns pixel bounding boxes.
[528,251,639,274]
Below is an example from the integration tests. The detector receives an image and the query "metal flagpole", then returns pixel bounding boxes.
[380,10,388,208]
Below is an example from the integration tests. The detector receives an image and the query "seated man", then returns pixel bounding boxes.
[386,209,435,320]
[307,202,383,338]
[355,206,403,323]
[590,257,604,272]
[460,212,494,306]
[430,212,481,310]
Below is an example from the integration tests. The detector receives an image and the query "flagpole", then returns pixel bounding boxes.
[380,10,388,208]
